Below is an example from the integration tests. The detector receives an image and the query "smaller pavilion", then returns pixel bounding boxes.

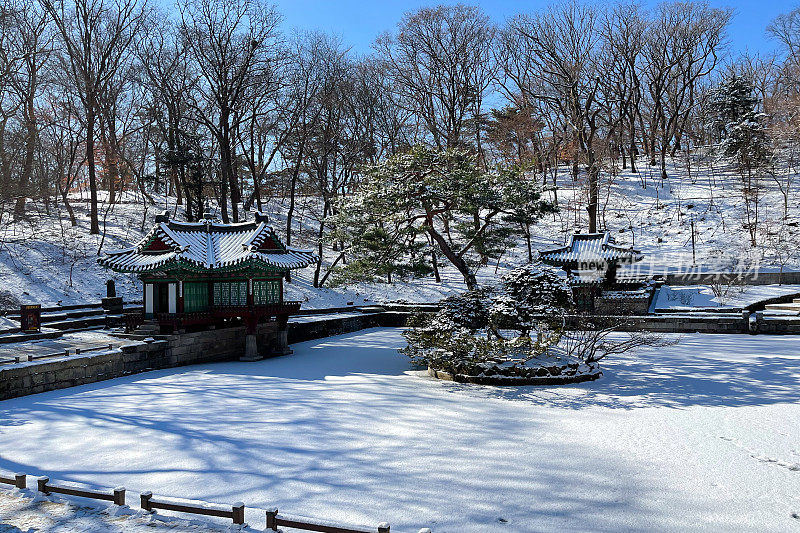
[99,210,317,359]
[539,232,645,313]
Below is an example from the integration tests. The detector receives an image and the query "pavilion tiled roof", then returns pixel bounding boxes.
[98,214,317,273]
[539,232,643,268]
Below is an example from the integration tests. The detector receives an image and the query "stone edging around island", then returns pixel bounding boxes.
[427,366,603,386]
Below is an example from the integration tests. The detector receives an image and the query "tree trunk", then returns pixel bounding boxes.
[431,245,441,283]
[219,122,239,223]
[426,223,476,290]
[587,163,599,233]
[14,98,36,220]
[286,138,306,247]
[86,99,100,235]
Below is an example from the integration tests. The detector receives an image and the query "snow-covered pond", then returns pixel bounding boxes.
[0,328,799,532]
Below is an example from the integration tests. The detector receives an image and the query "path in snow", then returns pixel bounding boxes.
[1,328,799,532]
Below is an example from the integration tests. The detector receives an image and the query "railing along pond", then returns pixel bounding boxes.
[1,471,421,532]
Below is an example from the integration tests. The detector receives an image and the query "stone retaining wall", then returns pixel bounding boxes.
[427,366,603,386]
[287,312,408,344]
[574,313,800,334]
[0,321,279,401]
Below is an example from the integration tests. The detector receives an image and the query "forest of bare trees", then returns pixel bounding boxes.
[2,0,800,284]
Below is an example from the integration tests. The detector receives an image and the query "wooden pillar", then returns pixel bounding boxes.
[247,278,254,306]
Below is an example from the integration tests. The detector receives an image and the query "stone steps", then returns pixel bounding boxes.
[132,321,161,336]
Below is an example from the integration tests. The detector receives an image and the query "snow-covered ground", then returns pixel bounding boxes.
[0,487,228,532]
[653,283,800,310]
[1,328,799,532]
[3,155,800,309]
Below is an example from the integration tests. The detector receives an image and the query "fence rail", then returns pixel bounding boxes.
[266,508,389,532]
[141,492,244,524]
[37,476,126,506]
[1,471,412,531]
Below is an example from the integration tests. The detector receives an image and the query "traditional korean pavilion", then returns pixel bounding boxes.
[539,232,645,313]
[99,210,316,358]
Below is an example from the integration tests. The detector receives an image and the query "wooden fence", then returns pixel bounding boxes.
[266,508,392,532]
[0,471,423,531]
[141,492,244,525]
[37,476,126,506]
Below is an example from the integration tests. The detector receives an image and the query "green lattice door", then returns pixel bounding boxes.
[184,282,209,312]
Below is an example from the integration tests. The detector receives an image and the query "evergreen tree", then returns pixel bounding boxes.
[710,75,772,245]
[402,262,573,371]
[490,263,573,335]
[334,146,555,289]
[710,75,771,172]
[333,224,431,284]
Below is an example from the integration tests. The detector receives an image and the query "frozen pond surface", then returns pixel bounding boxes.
[1,328,799,532]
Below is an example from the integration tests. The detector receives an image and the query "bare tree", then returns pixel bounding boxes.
[642,2,730,179]
[7,0,53,219]
[599,2,645,173]
[375,4,496,152]
[41,0,149,234]
[0,1,24,204]
[137,18,199,216]
[179,0,281,223]
[502,1,606,232]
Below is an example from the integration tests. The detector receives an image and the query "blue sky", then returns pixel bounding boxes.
[271,0,798,58]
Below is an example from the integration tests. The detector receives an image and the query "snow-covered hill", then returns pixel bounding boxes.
[1,154,799,308]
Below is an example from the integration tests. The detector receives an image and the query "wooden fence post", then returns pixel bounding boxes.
[140,491,153,512]
[265,508,278,531]
[37,476,49,494]
[113,487,126,506]
[14,473,26,489]
[378,522,390,533]
[232,502,244,525]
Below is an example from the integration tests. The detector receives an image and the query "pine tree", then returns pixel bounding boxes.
[710,75,771,172]
[490,262,573,343]
[334,146,555,289]
[710,75,772,246]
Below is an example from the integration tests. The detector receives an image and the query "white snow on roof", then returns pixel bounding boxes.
[99,219,317,273]
[540,232,643,265]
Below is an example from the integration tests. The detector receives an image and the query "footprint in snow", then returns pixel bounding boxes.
[751,454,800,472]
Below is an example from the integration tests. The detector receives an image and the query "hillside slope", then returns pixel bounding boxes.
[1,155,798,308]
